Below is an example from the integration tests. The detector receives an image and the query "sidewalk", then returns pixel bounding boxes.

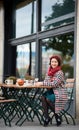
[0,117,79,130]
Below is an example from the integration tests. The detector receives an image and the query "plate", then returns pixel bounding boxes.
[23,83,32,87]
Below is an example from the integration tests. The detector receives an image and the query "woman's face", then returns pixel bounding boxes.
[50,58,59,68]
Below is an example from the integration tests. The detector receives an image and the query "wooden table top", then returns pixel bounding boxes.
[0,83,52,89]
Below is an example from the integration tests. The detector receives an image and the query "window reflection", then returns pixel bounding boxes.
[16,0,36,38]
[42,0,75,31]
[41,33,74,79]
[16,42,36,78]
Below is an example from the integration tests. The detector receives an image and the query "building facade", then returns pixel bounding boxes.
[0,0,79,119]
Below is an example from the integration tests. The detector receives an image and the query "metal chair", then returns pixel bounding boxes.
[0,99,17,126]
[59,78,76,125]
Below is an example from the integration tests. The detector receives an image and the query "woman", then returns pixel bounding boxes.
[35,55,68,126]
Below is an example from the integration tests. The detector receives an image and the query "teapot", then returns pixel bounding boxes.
[17,79,24,86]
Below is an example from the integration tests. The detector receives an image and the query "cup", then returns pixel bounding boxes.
[5,79,13,85]
[24,80,29,85]
[34,78,39,85]
[34,78,39,82]
[30,80,34,85]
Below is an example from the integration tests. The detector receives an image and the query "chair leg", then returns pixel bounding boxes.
[65,111,76,125]
[60,110,76,125]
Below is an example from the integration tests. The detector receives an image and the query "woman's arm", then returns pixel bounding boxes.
[34,81,43,87]
[34,71,64,87]
[43,70,64,88]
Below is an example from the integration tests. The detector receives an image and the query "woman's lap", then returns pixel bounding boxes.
[43,90,55,103]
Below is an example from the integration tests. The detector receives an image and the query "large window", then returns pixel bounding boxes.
[41,32,74,79]
[41,0,75,31]
[14,0,75,80]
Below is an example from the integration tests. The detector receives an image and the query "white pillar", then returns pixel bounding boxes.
[75,0,79,119]
[0,1,4,82]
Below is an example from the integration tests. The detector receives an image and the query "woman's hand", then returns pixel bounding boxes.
[34,82,43,87]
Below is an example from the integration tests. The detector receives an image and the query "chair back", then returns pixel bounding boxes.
[65,78,75,109]
[65,78,75,88]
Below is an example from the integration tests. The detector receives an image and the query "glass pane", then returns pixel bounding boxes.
[16,0,36,38]
[31,42,36,77]
[41,32,74,79]
[16,42,36,78]
[41,0,75,31]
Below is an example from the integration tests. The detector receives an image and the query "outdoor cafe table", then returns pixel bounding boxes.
[0,83,52,126]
